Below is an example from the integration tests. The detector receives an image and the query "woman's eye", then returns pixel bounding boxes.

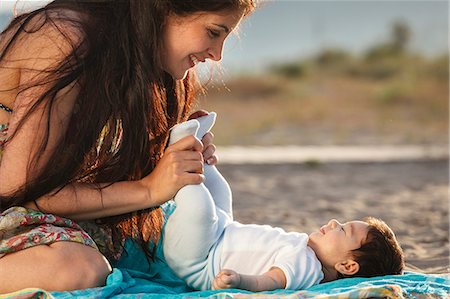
[208,29,220,38]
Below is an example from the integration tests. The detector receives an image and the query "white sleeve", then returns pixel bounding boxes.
[272,246,324,290]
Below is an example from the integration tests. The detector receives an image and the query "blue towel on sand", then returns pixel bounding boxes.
[2,238,448,299]
[1,202,448,298]
[47,230,449,299]
[6,269,441,299]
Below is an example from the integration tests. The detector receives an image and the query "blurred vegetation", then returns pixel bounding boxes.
[198,20,448,146]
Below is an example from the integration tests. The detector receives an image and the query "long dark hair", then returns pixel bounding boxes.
[0,0,255,262]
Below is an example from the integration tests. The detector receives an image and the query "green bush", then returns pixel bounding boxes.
[270,62,307,79]
[315,48,351,67]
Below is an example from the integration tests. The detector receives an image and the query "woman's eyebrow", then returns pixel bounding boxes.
[213,23,230,33]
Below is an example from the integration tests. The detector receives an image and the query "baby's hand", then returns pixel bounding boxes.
[212,269,241,290]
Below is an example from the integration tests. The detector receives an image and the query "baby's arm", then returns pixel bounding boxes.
[212,268,286,292]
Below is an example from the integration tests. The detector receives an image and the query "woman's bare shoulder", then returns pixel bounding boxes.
[1,8,86,70]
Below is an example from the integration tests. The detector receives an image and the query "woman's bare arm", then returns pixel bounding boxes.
[21,134,204,221]
[0,15,204,220]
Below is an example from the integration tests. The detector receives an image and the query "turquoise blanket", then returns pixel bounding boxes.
[1,236,448,299]
[1,268,448,299]
[1,203,448,298]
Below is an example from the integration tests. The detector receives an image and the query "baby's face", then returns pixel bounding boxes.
[308,219,369,268]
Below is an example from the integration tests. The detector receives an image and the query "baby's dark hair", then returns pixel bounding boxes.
[338,217,404,279]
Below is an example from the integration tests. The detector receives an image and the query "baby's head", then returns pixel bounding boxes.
[308,217,404,281]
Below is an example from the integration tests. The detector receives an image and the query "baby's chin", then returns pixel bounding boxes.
[309,229,322,237]
[306,235,315,248]
[308,231,319,240]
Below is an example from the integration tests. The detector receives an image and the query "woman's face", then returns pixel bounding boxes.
[162,9,244,80]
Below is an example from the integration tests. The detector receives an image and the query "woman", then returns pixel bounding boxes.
[0,0,255,293]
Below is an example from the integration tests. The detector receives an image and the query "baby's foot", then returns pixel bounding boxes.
[212,269,241,290]
[168,119,200,146]
[195,112,216,140]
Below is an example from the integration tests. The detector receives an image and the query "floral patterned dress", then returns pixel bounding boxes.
[0,104,98,258]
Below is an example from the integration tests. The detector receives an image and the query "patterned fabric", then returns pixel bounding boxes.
[0,118,124,260]
[0,101,12,152]
[0,103,13,113]
[208,285,405,299]
[0,272,449,299]
[0,123,8,151]
[96,118,123,155]
[0,281,407,299]
[0,288,55,299]
[0,207,98,258]
[77,219,123,261]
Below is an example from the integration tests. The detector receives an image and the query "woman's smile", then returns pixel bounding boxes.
[162,10,244,80]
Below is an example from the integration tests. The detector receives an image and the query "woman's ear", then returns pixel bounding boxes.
[334,259,360,276]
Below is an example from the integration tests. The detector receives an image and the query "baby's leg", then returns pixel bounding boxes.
[203,165,233,220]
[163,119,225,290]
[196,113,233,220]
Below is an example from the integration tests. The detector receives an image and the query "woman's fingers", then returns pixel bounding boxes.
[201,131,214,147]
[188,110,209,120]
[179,160,204,174]
[178,112,219,165]
[167,135,203,153]
[139,133,206,205]
[182,173,205,185]
[203,144,218,165]
[201,132,218,165]
[169,150,203,163]
[205,155,218,166]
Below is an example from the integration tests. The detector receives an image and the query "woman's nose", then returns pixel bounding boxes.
[207,43,224,62]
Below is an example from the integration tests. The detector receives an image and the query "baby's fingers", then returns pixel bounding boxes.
[215,269,240,288]
[212,277,227,290]
[212,279,221,290]
[220,273,234,285]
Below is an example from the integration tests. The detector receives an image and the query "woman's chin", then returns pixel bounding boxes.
[167,66,191,80]
[170,71,187,80]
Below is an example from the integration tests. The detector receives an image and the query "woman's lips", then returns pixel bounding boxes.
[189,55,200,68]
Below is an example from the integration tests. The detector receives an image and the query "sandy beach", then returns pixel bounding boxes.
[216,159,449,274]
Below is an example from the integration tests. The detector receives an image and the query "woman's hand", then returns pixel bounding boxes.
[138,135,204,206]
[188,110,218,166]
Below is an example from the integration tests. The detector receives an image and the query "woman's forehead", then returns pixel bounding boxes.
[173,9,244,27]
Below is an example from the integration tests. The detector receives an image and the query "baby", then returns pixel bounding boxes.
[163,112,404,291]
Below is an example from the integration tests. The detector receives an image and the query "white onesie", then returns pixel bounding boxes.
[221,222,323,290]
[163,112,324,291]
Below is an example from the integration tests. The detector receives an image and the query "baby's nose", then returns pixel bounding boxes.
[328,219,339,228]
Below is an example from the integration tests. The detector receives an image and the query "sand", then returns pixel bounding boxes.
[217,159,449,274]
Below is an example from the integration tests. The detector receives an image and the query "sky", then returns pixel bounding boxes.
[220,0,449,74]
[0,0,448,75]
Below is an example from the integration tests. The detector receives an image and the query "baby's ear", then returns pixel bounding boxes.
[334,259,360,276]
